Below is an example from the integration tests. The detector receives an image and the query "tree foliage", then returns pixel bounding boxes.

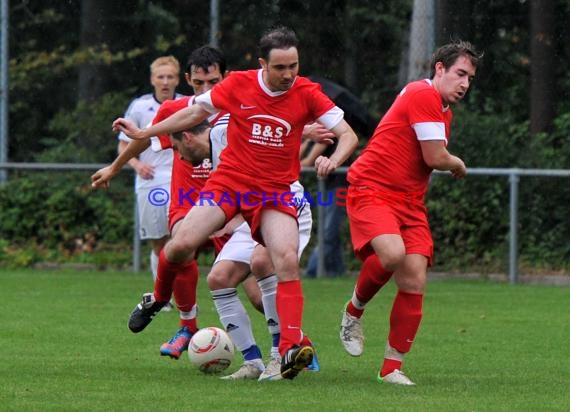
[2,0,569,271]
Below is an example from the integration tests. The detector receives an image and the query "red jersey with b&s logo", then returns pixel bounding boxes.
[348,79,452,196]
[196,69,341,184]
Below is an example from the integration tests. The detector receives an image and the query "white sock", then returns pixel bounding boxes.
[270,346,280,359]
[384,343,405,361]
[211,288,257,353]
[179,305,197,320]
[150,250,159,282]
[351,290,366,310]
[257,274,280,335]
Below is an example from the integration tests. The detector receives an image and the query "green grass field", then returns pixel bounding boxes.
[1,269,569,411]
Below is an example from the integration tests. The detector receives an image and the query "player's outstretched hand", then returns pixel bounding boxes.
[91,165,117,189]
[314,155,338,178]
[112,118,145,140]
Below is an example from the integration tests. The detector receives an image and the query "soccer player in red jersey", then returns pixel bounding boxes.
[339,40,483,385]
[93,46,264,355]
[113,26,359,380]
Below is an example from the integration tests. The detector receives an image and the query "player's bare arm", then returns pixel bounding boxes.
[118,140,154,180]
[210,214,246,239]
[91,138,151,188]
[300,142,327,167]
[314,119,358,178]
[112,104,210,140]
[420,140,466,178]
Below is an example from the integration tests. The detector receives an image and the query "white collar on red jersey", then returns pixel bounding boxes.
[424,78,450,112]
[257,69,297,97]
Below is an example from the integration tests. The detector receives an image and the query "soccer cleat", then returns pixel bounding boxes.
[340,304,364,356]
[160,326,193,359]
[305,348,320,372]
[220,362,263,380]
[280,345,314,380]
[258,356,283,381]
[128,292,167,333]
[377,369,416,386]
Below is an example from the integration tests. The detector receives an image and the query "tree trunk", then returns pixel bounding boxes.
[530,0,556,134]
[78,0,134,102]
[343,0,358,92]
[78,0,105,102]
[407,0,436,82]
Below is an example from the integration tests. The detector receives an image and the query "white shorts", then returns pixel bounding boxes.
[136,186,170,240]
[214,221,255,265]
[214,180,312,265]
[293,180,313,256]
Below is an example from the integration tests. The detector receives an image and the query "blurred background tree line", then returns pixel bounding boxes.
[1,0,568,273]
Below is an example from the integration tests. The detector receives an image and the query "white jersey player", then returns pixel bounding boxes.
[117,56,184,293]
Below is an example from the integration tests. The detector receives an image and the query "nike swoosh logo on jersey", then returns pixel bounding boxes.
[240,104,256,109]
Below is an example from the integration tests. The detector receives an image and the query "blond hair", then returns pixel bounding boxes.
[150,55,180,75]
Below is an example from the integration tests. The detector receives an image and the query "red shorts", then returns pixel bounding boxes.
[199,168,298,245]
[346,185,434,266]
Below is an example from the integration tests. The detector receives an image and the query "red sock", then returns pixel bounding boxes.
[347,255,393,318]
[173,259,200,333]
[276,280,304,356]
[380,291,423,377]
[180,318,198,333]
[300,334,312,347]
[154,249,184,302]
[388,290,423,353]
[346,301,365,318]
[381,358,402,377]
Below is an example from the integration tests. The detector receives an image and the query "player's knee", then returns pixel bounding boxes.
[166,237,196,263]
[206,268,230,290]
[273,248,300,278]
[250,252,274,278]
[377,248,406,271]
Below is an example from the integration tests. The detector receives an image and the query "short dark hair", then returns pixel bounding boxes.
[172,120,211,141]
[185,46,226,75]
[429,40,483,78]
[258,26,299,61]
